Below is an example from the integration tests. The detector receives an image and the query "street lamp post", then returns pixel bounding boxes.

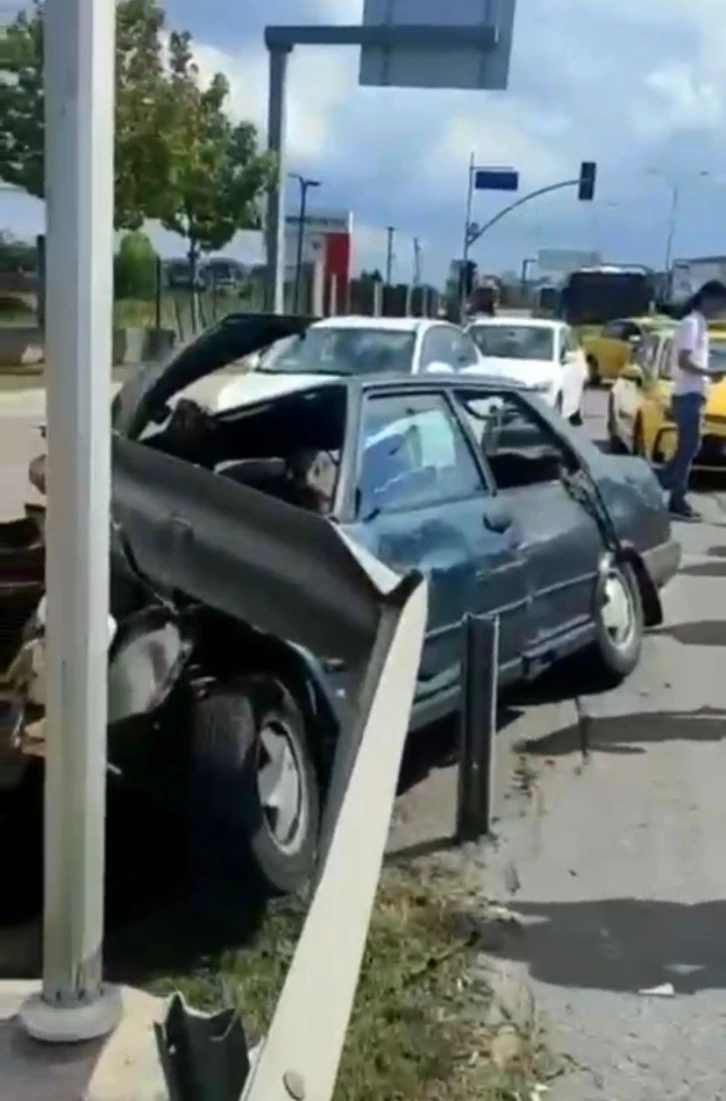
[289,173,320,313]
[649,169,709,274]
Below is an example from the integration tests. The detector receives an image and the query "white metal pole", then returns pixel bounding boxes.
[20,0,121,1041]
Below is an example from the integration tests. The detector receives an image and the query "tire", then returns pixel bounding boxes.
[587,356,599,387]
[187,675,320,902]
[588,559,644,684]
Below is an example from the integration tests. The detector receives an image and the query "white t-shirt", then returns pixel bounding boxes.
[673,311,709,396]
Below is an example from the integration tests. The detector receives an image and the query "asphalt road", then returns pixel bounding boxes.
[2,387,726,1096]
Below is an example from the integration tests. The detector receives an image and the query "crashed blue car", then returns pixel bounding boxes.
[1,314,680,898]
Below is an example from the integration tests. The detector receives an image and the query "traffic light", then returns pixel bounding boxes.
[578,161,596,201]
[460,259,477,297]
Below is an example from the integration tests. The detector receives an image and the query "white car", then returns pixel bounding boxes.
[215,316,485,411]
[465,317,588,424]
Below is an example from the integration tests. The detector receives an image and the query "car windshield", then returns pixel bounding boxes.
[470,324,554,361]
[258,326,416,376]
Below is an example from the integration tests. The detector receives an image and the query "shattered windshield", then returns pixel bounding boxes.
[470,324,554,362]
[258,326,416,376]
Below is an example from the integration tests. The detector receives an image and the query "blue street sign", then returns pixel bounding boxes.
[474,167,519,192]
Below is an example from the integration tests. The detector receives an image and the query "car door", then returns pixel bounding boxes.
[613,332,659,446]
[343,388,529,700]
[460,388,604,647]
[638,335,675,458]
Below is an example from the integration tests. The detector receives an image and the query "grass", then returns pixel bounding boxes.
[143,864,560,1101]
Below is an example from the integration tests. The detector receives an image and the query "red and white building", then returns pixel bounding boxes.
[284,207,353,312]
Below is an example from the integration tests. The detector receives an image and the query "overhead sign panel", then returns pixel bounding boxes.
[359,0,517,91]
[475,167,518,191]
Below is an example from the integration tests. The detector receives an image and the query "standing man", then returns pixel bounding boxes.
[661,279,726,520]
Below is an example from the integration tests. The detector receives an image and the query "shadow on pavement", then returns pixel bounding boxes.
[518,706,726,757]
[679,560,726,578]
[650,620,726,647]
[486,896,726,994]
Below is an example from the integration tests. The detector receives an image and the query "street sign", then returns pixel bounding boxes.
[359,0,517,90]
[474,167,519,191]
[578,161,596,201]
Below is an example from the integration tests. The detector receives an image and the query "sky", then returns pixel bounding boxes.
[4,0,726,284]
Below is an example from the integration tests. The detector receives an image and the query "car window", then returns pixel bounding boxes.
[356,392,486,517]
[419,326,459,369]
[455,390,574,491]
[709,339,726,374]
[258,326,416,376]
[602,321,626,339]
[636,334,659,372]
[469,324,554,361]
[452,329,480,368]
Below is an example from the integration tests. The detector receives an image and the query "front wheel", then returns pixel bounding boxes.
[187,675,320,904]
[588,559,644,685]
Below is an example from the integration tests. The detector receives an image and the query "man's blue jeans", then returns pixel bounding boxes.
[660,392,705,504]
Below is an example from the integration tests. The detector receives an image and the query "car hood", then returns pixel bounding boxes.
[212,371,340,412]
[472,356,555,388]
[112,312,316,439]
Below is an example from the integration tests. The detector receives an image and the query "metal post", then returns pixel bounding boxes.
[20,0,121,1041]
[263,46,290,314]
[385,225,395,284]
[462,151,475,264]
[664,183,679,274]
[293,178,307,313]
[456,614,499,842]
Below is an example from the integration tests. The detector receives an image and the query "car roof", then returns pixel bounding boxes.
[311,315,434,333]
[468,316,562,330]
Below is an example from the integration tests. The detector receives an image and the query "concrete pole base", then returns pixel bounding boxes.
[18,985,122,1043]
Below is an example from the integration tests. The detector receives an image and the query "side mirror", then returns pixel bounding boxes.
[620,363,644,385]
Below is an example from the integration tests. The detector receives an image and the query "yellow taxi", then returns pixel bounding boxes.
[607,326,726,470]
[582,315,673,386]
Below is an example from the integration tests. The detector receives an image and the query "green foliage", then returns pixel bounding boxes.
[114,231,158,300]
[0,230,36,274]
[0,0,172,229]
[158,31,276,260]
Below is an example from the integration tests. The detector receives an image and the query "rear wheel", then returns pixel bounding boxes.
[588,559,644,685]
[187,674,320,905]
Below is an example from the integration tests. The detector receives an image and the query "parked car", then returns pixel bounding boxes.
[229,315,485,401]
[608,325,726,469]
[581,315,674,386]
[466,317,588,424]
[1,314,680,898]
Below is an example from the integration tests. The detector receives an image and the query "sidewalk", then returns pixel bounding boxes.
[481,506,726,1099]
[0,983,167,1101]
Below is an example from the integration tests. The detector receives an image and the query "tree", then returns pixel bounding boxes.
[0,0,171,229]
[158,32,275,276]
[114,231,158,300]
[0,230,37,274]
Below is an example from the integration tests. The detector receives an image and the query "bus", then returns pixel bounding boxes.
[559,265,654,327]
